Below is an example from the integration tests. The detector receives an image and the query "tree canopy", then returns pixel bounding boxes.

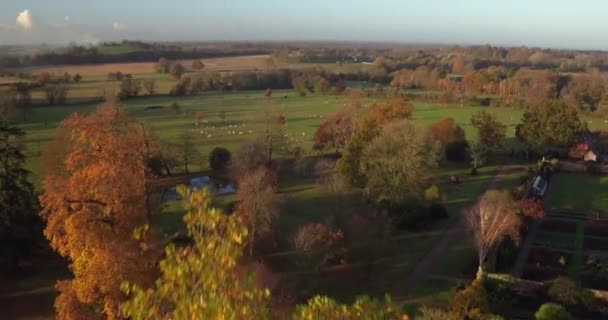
[0,115,39,269]
[121,187,270,320]
[470,111,506,156]
[40,103,159,319]
[360,120,440,205]
[517,99,586,149]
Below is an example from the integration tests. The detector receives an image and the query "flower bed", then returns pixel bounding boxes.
[584,236,608,251]
[580,255,608,290]
[526,247,571,267]
[534,231,576,251]
[540,219,578,233]
[585,220,608,238]
[522,248,570,281]
[522,265,565,282]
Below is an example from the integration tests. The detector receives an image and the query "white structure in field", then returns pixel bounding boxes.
[531,176,548,196]
[162,176,235,202]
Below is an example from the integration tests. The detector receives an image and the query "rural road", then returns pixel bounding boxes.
[392,164,526,299]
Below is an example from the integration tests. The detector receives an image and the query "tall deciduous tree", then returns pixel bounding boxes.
[143,79,156,95]
[464,190,520,278]
[470,111,506,157]
[517,99,586,150]
[235,168,280,256]
[176,130,200,174]
[313,106,355,155]
[255,106,287,164]
[0,115,39,270]
[427,117,465,147]
[155,57,170,73]
[360,121,440,205]
[170,63,186,79]
[39,103,159,319]
[44,84,68,105]
[121,187,270,320]
[338,96,413,187]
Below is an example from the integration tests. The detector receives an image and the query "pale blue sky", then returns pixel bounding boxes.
[0,0,606,49]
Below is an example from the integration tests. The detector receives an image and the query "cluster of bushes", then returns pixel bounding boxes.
[485,274,608,319]
[383,199,449,230]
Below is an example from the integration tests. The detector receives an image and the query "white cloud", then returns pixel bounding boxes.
[16,9,33,30]
[113,22,127,31]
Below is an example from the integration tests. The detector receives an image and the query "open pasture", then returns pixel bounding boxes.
[14,90,528,185]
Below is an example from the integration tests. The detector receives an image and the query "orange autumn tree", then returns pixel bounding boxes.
[313,106,356,155]
[40,102,159,319]
[427,117,465,147]
[338,96,413,187]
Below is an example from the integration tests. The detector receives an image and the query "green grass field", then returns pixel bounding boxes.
[546,173,608,213]
[15,89,529,185]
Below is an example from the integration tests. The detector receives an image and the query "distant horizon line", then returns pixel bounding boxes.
[2,39,607,53]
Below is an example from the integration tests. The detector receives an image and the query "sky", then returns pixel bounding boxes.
[0,0,607,50]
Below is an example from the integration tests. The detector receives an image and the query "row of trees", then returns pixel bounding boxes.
[390,64,608,113]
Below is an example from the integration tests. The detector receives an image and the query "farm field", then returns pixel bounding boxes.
[7,54,359,77]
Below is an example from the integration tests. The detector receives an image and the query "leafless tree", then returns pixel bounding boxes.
[177,130,200,174]
[464,190,521,278]
[235,167,281,256]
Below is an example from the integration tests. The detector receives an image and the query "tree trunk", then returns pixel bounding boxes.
[249,219,255,257]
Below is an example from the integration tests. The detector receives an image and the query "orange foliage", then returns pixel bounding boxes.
[362,96,413,128]
[313,106,355,153]
[517,198,546,220]
[39,103,159,319]
[427,117,465,146]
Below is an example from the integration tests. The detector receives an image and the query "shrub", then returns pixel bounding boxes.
[291,223,343,271]
[586,161,600,175]
[450,278,490,320]
[547,277,579,305]
[425,184,440,202]
[517,198,546,220]
[445,141,469,162]
[428,203,448,220]
[385,202,427,230]
[511,185,525,200]
[209,147,232,173]
[534,303,572,320]
[495,238,519,272]
[233,141,267,174]
[346,211,391,275]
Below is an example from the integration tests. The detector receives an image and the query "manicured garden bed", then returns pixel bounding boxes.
[539,219,577,233]
[581,255,608,290]
[522,248,569,281]
[583,236,608,251]
[584,219,608,238]
[533,231,576,251]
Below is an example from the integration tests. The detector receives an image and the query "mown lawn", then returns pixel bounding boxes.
[546,173,608,213]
